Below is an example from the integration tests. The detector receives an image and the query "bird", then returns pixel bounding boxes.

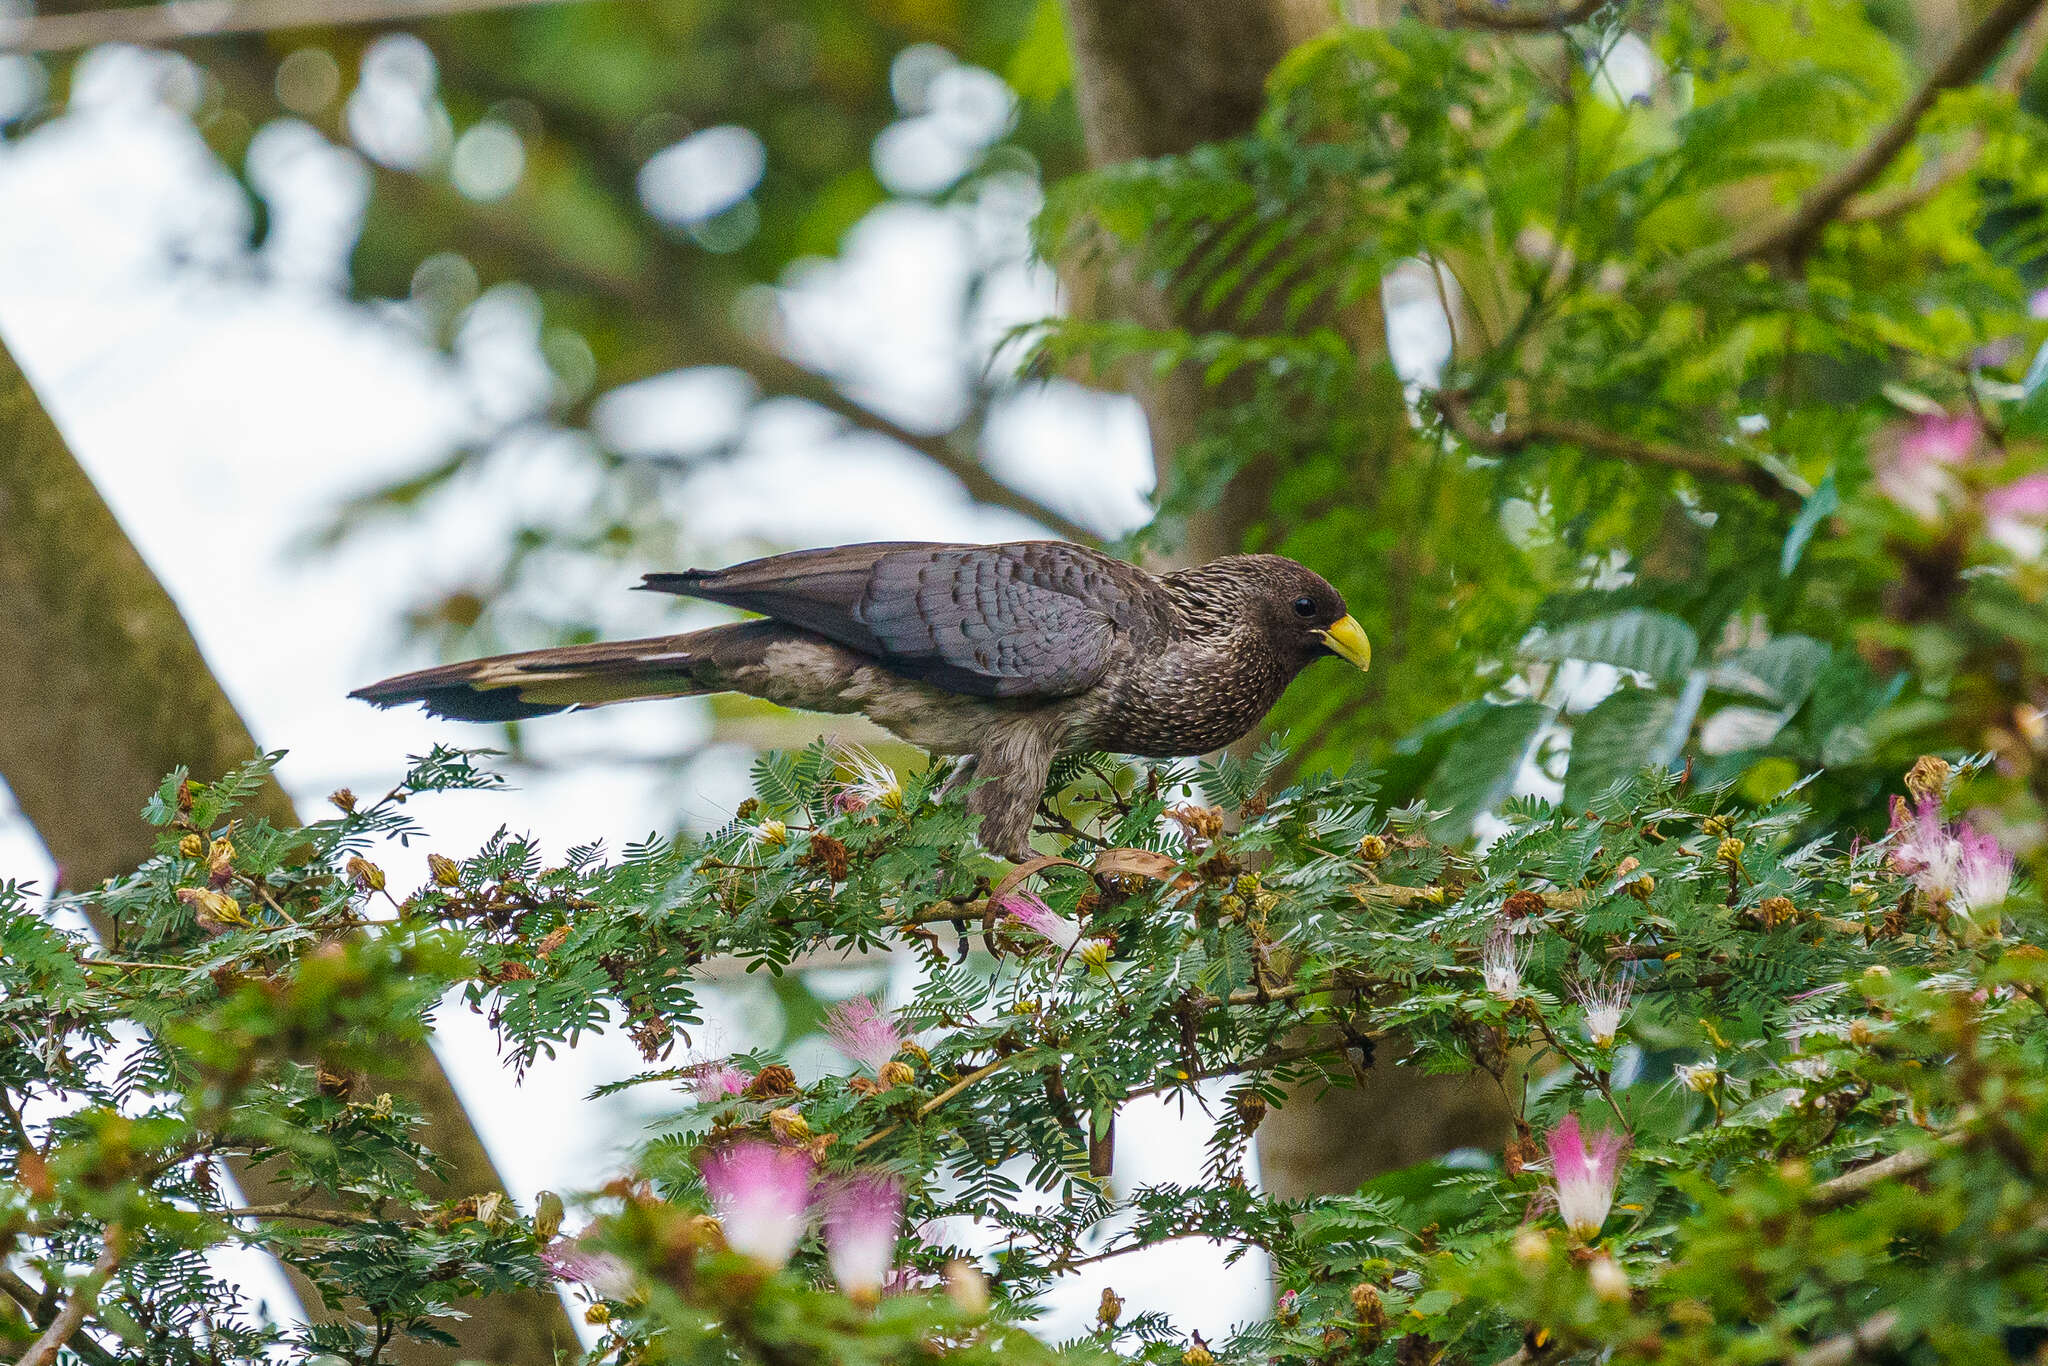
[350,540,1371,858]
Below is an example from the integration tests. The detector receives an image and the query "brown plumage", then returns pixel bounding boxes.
[350,540,1371,857]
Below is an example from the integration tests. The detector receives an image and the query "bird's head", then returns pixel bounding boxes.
[1173,555,1371,678]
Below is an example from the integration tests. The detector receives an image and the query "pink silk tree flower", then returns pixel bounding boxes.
[1480,925,1530,1000]
[1877,414,1978,521]
[1899,413,1981,466]
[821,1171,905,1305]
[1986,474,2048,561]
[996,889,1085,953]
[700,1142,813,1269]
[830,743,904,814]
[824,996,908,1076]
[1888,797,2013,919]
[1888,795,1961,899]
[1545,1114,1627,1242]
[684,1059,751,1104]
[1955,825,2014,918]
[1572,974,1631,1049]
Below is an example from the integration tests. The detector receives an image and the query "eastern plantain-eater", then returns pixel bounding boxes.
[351,540,1371,858]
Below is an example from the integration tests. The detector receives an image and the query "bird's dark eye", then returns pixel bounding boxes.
[1292,596,1317,618]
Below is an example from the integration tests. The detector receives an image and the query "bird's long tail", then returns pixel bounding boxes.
[350,620,796,722]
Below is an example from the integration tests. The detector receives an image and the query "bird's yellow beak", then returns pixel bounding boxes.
[1319,615,1372,672]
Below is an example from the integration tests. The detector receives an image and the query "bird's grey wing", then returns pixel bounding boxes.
[640,541,1152,698]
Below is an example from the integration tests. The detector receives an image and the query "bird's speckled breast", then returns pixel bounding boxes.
[1074,635,1289,758]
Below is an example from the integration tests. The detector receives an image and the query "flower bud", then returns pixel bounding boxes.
[1716,837,1745,864]
[428,853,461,887]
[207,838,235,888]
[1079,940,1113,973]
[744,1064,797,1099]
[178,833,204,859]
[346,856,386,892]
[1628,874,1655,901]
[1588,1253,1629,1302]
[1182,1346,1215,1366]
[1905,755,1953,802]
[1098,1287,1124,1328]
[767,1107,811,1144]
[878,1059,916,1089]
[328,788,358,814]
[178,886,246,934]
[944,1259,989,1315]
[1350,1282,1386,1332]
[1357,834,1388,862]
[1751,896,1797,928]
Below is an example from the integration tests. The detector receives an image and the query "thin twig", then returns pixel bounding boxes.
[1124,1038,1361,1100]
[1808,1128,1966,1210]
[851,1055,1021,1153]
[1788,1309,1902,1366]
[1530,1015,1628,1128]
[0,0,620,51]
[1436,391,1804,508]
[1698,0,2048,270]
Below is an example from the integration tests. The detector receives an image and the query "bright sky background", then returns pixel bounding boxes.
[0,35,1301,1346]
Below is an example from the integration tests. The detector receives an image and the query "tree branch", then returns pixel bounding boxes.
[1704,0,2048,270]
[363,168,1104,546]
[1435,391,1804,508]
[0,0,618,53]
[12,1229,121,1366]
[1840,7,2048,224]
[1441,0,1605,33]
[0,328,579,1364]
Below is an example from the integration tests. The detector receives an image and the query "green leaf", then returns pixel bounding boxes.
[1711,635,1830,708]
[1565,686,1678,810]
[1426,702,1549,839]
[1005,0,1073,106]
[1522,610,1700,686]
[1780,472,1838,577]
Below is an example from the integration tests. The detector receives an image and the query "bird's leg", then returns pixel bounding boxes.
[964,722,1059,862]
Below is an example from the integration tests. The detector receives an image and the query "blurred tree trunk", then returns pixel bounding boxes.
[1058,0,1515,1200]
[0,327,578,1363]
